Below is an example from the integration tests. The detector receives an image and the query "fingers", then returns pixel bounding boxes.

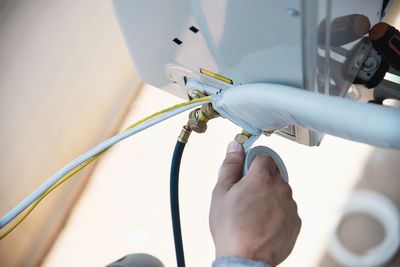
[247,154,279,181]
[217,141,245,192]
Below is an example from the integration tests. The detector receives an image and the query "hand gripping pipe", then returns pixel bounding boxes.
[212,84,400,149]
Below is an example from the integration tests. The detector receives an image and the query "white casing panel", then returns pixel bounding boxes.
[113,0,304,98]
[113,0,382,98]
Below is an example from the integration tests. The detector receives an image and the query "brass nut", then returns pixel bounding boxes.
[234,130,252,144]
[187,104,219,134]
[188,109,207,133]
[190,89,207,99]
[201,103,219,120]
[234,134,250,144]
[241,130,252,138]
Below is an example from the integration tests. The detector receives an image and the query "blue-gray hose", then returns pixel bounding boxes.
[170,140,186,267]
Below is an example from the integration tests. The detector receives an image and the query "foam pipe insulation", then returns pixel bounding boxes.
[212,84,400,149]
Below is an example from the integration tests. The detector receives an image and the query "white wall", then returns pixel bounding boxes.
[0,0,141,266]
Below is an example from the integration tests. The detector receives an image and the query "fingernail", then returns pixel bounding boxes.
[227,141,241,154]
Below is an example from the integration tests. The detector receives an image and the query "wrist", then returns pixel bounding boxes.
[216,248,257,262]
[213,257,271,267]
[216,244,272,265]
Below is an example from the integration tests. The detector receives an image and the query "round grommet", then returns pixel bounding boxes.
[243,146,288,183]
[329,189,400,267]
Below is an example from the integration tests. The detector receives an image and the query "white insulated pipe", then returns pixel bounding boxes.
[212,83,400,149]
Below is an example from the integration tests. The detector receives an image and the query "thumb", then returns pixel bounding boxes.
[217,141,245,192]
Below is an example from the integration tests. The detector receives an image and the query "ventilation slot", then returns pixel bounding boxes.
[189,26,199,33]
[173,38,182,45]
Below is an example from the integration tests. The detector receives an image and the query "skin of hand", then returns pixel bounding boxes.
[209,141,301,266]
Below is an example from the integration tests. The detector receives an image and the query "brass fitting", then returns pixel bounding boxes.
[190,89,207,99]
[201,102,220,120]
[188,103,219,133]
[178,103,218,143]
[234,130,252,144]
[178,124,192,143]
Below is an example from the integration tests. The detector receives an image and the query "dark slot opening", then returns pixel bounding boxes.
[173,38,183,45]
[189,26,199,33]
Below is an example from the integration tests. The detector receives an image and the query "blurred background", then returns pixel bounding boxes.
[0,0,399,267]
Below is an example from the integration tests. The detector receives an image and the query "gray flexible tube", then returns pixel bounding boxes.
[213,84,400,149]
[244,146,289,182]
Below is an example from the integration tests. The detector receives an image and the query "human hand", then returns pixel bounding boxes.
[209,141,301,266]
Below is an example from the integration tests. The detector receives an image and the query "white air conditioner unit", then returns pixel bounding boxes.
[113,0,399,148]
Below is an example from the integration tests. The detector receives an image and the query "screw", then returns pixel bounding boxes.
[354,55,378,72]
[287,7,300,17]
[362,57,378,72]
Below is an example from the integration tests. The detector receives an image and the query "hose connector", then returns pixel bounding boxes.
[178,124,192,144]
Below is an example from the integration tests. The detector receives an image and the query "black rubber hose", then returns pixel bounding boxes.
[170,140,186,267]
